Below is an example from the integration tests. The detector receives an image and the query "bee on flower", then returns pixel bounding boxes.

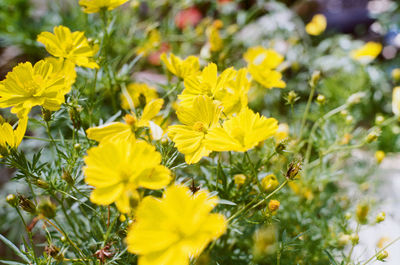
[37,26,99,69]
[126,184,226,265]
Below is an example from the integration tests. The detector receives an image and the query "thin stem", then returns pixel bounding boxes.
[346,223,360,265]
[15,208,38,264]
[299,83,316,139]
[361,235,400,265]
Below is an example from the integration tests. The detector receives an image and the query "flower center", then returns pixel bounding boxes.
[193,121,207,132]
[25,75,44,96]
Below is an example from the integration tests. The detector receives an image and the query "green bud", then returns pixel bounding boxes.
[356,203,369,224]
[38,198,57,219]
[377,250,388,261]
[62,169,74,185]
[350,233,359,245]
[316,94,326,105]
[42,108,52,122]
[375,115,385,125]
[36,179,49,189]
[310,70,321,87]
[285,91,300,105]
[366,130,380,143]
[6,194,18,207]
[392,68,400,82]
[376,212,385,223]
[74,143,81,151]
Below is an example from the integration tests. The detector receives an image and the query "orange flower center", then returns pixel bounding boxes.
[193,121,207,132]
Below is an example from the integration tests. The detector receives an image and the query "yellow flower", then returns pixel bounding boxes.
[0,59,75,118]
[126,184,226,265]
[179,63,235,107]
[0,116,28,158]
[121,83,158,109]
[243,46,284,69]
[393,86,400,116]
[205,108,278,152]
[217,68,250,116]
[83,138,171,213]
[351,42,382,63]
[274,123,289,143]
[305,14,327,36]
[261,174,279,192]
[233,174,246,188]
[268,200,280,212]
[79,0,128,13]
[375,150,385,164]
[248,63,286,89]
[37,25,99,69]
[208,21,223,52]
[87,98,164,142]
[136,29,161,56]
[168,96,222,164]
[160,53,200,79]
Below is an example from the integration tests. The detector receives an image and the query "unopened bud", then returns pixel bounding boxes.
[347,92,365,105]
[268,200,280,212]
[233,174,246,188]
[285,91,299,105]
[375,115,385,125]
[316,94,326,105]
[350,233,359,245]
[340,110,348,116]
[36,179,49,189]
[375,151,385,164]
[392,68,400,82]
[119,214,127,222]
[376,212,386,223]
[345,115,354,124]
[261,174,279,192]
[345,212,352,220]
[366,130,380,143]
[6,194,18,207]
[62,169,74,185]
[38,199,57,219]
[377,250,388,261]
[74,143,81,151]
[310,70,321,87]
[338,233,350,246]
[356,203,369,224]
[42,108,52,122]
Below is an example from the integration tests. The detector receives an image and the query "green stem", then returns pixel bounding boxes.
[299,82,316,139]
[15,208,38,264]
[361,235,400,265]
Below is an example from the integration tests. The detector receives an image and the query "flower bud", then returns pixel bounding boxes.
[338,233,350,246]
[366,130,380,143]
[345,212,352,220]
[340,110,348,116]
[375,115,384,125]
[375,151,385,164]
[268,200,280,212]
[286,160,302,180]
[350,233,359,245]
[316,94,326,105]
[38,198,57,219]
[285,91,299,105]
[392,68,400,82]
[345,115,354,125]
[74,143,81,151]
[6,194,18,207]
[18,195,36,214]
[36,179,49,189]
[310,70,321,87]
[62,169,74,185]
[119,214,127,222]
[347,92,365,105]
[261,174,279,192]
[42,108,52,122]
[376,212,385,223]
[233,174,246,188]
[356,203,369,224]
[377,250,388,261]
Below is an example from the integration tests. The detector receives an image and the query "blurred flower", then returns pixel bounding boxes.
[84,138,171,213]
[87,98,164,141]
[0,60,75,118]
[208,21,223,52]
[205,108,278,152]
[356,203,369,224]
[305,14,327,36]
[377,250,388,261]
[392,86,400,116]
[244,46,284,69]
[37,26,99,68]
[391,68,400,82]
[261,174,279,192]
[136,29,161,57]
[351,42,382,63]
[274,123,289,143]
[175,7,202,30]
[126,184,226,265]
[79,0,128,13]
[160,53,200,79]
[376,212,385,223]
[148,43,170,66]
[268,200,280,212]
[234,174,246,188]
[121,83,158,109]
[0,117,27,158]
[248,63,286,89]
[168,96,222,164]
[253,225,277,259]
[375,150,385,164]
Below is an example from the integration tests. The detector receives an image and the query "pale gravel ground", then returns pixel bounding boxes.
[353,155,400,264]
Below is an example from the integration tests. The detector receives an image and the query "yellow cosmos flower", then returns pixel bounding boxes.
[84,138,171,213]
[160,53,200,79]
[79,0,129,13]
[205,108,278,152]
[87,98,164,142]
[121,83,158,109]
[393,86,400,116]
[126,184,227,265]
[136,29,161,56]
[168,96,222,164]
[217,68,250,116]
[0,116,28,158]
[305,14,327,36]
[208,21,223,52]
[243,46,284,69]
[274,123,289,143]
[0,59,76,118]
[37,25,99,69]
[248,63,286,89]
[179,63,235,107]
[351,42,382,63]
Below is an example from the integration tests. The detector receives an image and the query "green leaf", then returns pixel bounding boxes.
[0,259,27,265]
[0,234,30,263]
[324,250,338,265]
